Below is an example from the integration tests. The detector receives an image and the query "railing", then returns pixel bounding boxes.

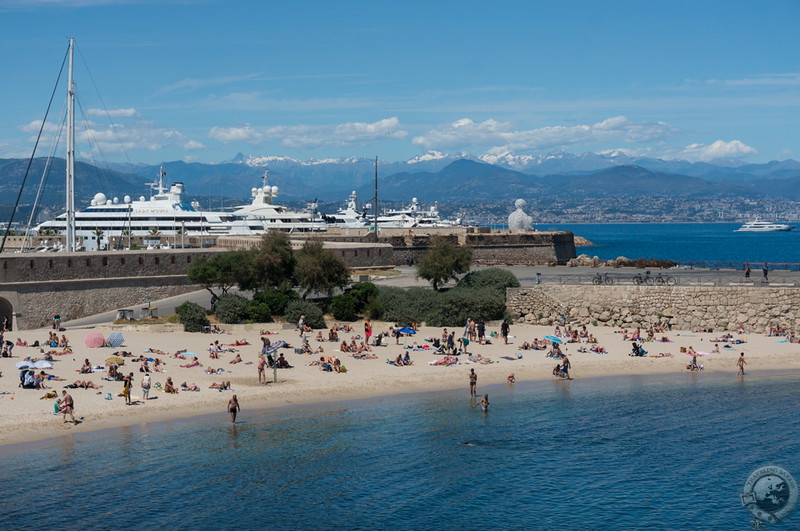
[529,273,799,287]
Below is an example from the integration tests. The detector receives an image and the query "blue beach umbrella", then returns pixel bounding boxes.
[544,335,563,344]
[397,327,416,335]
[106,332,125,348]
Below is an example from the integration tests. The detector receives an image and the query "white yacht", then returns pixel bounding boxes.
[322,191,370,228]
[34,168,327,249]
[377,198,461,228]
[734,220,794,232]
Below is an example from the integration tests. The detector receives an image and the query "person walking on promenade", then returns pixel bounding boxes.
[469,368,477,397]
[744,264,751,281]
[737,353,747,375]
[762,264,769,283]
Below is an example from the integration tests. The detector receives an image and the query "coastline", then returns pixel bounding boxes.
[2,321,798,447]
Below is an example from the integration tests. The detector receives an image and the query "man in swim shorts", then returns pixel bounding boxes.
[737,353,747,375]
[228,394,240,423]
[469,368,477,397]
[60,390,77,424]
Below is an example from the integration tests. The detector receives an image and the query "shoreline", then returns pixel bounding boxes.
[2,322,798,447]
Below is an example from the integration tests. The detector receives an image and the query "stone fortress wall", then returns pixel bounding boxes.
[507,285,800,334]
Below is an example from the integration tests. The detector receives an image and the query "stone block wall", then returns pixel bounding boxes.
[508,285,800,333]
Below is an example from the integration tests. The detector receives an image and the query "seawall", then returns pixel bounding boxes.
[508,285,799,334]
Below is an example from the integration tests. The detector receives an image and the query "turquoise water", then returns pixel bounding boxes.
[2,371,799,530]
[543,223,800,266]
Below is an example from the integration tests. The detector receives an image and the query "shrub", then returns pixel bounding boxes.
[456,267,520,296]
[330,294,357,321]
[214,294,249,324]
[284,299,326,329]
[252,289,299,316]
[375,286,437,326]
[348,282,379,312]
[175,301,209,332]
[246,301,273,323]
[425,287,506,327]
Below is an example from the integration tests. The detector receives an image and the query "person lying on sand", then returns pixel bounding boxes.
[180,357,201,368]
[40,390,58,399]
[67,380,103,389]
[205,367,223,375]
[147,348,167,355]
[180,382,200,391]
[16,338,28,347]
[229,353,242,364]
[209,381,231,390]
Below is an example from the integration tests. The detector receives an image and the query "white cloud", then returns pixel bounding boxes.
[680,140,757,162]
[86,108,139,118]
[183,140,205,150]
[208,117,407,148]
[412,116,676,152]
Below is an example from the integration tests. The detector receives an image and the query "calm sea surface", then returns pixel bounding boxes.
[2,371,798,530]
[542,223,800,266]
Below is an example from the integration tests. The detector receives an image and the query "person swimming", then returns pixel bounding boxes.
[472,394,489,412]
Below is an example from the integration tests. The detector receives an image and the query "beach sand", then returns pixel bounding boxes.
[1,320,798,446]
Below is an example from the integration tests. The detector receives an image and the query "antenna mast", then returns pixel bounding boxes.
[65,37,76,252]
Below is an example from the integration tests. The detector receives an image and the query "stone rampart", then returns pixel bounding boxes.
[508,285,800,333]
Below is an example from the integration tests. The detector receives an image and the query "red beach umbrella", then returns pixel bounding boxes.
[85,332,105,348]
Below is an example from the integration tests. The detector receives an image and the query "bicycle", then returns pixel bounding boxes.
[653,273,677,286]
[592,272,614,285]
[632,271,651,285]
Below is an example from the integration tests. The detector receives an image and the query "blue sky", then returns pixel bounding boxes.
[1,0,798,165]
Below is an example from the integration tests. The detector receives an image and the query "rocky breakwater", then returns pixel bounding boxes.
[507,285,800,334]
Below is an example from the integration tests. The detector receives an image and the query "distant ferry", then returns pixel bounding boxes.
[734,220,794,232]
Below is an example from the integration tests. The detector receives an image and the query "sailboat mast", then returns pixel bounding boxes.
[65,37,76,252]
[373,156,378,243]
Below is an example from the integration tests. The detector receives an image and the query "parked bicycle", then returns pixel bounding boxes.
[592,272,614,285]
[632,270,677,286]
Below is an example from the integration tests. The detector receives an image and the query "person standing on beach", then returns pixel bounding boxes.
[364,319,372,345]
[60,390,77,424]
[477,320,486,345]
[562,356,571,379]
[469,368,477,397]
[122,372,133,405]
[737,353,747,375]
[228,394,240,423]
[141,373,151,401]
[298,315,305,337]
[257,355,267,384]
[500,320,510,345]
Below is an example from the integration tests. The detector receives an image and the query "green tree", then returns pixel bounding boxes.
[294,241,350,298]
[416,236,473,291]
[241,232,297,291]
[187,251,253,299]
[175,301,209,332]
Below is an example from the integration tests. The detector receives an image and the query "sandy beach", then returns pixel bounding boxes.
[1,319,799,446]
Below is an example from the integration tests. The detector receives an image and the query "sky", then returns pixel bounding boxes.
[1,0,799,165]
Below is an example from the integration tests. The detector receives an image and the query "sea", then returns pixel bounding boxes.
[542,223,800,267]
[2,370,799,530]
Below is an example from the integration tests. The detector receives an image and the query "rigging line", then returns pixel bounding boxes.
[21,103,68,252]
[76,96,110,174]
[0,44,70,255]
[76,45,134,168]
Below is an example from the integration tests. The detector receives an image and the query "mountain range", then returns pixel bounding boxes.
[3,152,800,216]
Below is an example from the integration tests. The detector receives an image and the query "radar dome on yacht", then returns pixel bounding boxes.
[124,195,131,203]
[139,196,146,202]
[93,192,107,205]
[90,199,96,206]
[251,188,258,194]
[106,199,112,205]
[271,186,279,195]
[113,197,119,204]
